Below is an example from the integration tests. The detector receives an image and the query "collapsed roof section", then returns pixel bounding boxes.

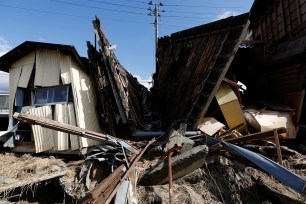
[153,13,250,129]
[87,17,154,136]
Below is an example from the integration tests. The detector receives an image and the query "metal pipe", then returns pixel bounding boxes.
[132,130,202,138]
[168,151,174,204]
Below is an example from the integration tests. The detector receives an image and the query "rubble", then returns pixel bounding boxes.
[2,0,306,202]
[0,153,67,200]
[139,145,208,186]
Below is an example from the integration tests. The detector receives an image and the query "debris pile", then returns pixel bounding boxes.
[2,0,306,202]
[0,153,67,200]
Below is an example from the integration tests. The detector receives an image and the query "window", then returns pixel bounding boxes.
[0,95,9,109]
[31,86,70,106]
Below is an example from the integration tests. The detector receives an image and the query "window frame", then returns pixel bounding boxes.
[31,85,70,106]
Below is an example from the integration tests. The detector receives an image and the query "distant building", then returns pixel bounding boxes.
[0,41,101,153]
[0,71,9,130]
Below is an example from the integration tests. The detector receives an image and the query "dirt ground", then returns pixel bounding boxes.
[1,147,306,203]
[137,155,306,204]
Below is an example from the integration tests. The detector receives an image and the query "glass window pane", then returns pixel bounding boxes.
[53,87,68,103]
[34,89,48,105]
[47,89,54,103]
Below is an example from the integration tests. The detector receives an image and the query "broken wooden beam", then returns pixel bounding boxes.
[78,163,126,204]
[274,129,283,165]
[79,138,156,204]
[225,128,287,143]
[13,112,139,154]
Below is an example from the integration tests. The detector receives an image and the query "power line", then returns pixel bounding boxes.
[0,3,151,24]
[120,0,147,4]
[87,0,146,10]
[50,0,148,15]
[166,10,220,15]
[0,3,91,19]
[163,3,248,9]
[162,15,214,20]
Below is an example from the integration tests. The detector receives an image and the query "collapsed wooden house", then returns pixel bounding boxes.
[0,41,101,153]
[227,0,306,140]
[152,13,250,130]
[87,17,155,136]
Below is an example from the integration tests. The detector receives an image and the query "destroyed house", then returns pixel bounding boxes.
[0,41,101,153]
[153,13,250,130]
[226,0,306,139]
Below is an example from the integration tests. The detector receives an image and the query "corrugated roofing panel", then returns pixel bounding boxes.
[29,106,54,153]
[67,103,79,150]
[34,48,60,87]
[8,66,22,129]
[70,58,101,148]
[54,104,69,151]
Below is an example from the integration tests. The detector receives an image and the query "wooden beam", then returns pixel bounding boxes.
[13,112,139,154]
[274,129,283,165]
[225,128,287,143]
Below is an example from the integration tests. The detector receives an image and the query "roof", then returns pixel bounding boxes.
[0,41,85,72]
[153,13,250,129]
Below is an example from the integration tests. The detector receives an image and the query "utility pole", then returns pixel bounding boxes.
[148,1,164,67]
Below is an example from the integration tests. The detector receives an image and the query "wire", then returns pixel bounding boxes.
[166,10,219,15]
[50,0,148,15]
[163,3,248,9]
[0,3,151,24]
[0,3,91,19]
[120,0,147,3]
[162,14,214,20]
[87,0,146,10]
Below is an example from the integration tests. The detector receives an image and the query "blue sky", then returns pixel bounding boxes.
[0,0,253,82]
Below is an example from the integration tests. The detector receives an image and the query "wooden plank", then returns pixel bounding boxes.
[274,129,283,165]
[226,128,287,143]
[13,112,139,154]
[197,117,225,136]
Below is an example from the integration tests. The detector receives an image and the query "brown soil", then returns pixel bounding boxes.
[137,155,306,204]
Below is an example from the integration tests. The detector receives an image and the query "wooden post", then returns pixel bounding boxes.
[274,129,283,165]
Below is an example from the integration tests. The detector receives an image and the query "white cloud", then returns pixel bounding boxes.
[134,75,153,90]
[0,36,12,57]
[215,10,241,21]
[37,37,46,42]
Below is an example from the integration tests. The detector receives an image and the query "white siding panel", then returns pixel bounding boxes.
[11,52,35,68]
[68,103,80,150]
[70,59,101,148]
[14,52,35,88]
[8,66,22,129]
[29,106,54,153]
[34,49,60,87]
[18,63,34,88]
[60,54,71,84]
[54,104,69,151]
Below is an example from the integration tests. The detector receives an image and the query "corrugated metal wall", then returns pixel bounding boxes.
[29,106,54,153]
[70,58,101,148]
[35,48,60,87]
[8,49,102,152]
